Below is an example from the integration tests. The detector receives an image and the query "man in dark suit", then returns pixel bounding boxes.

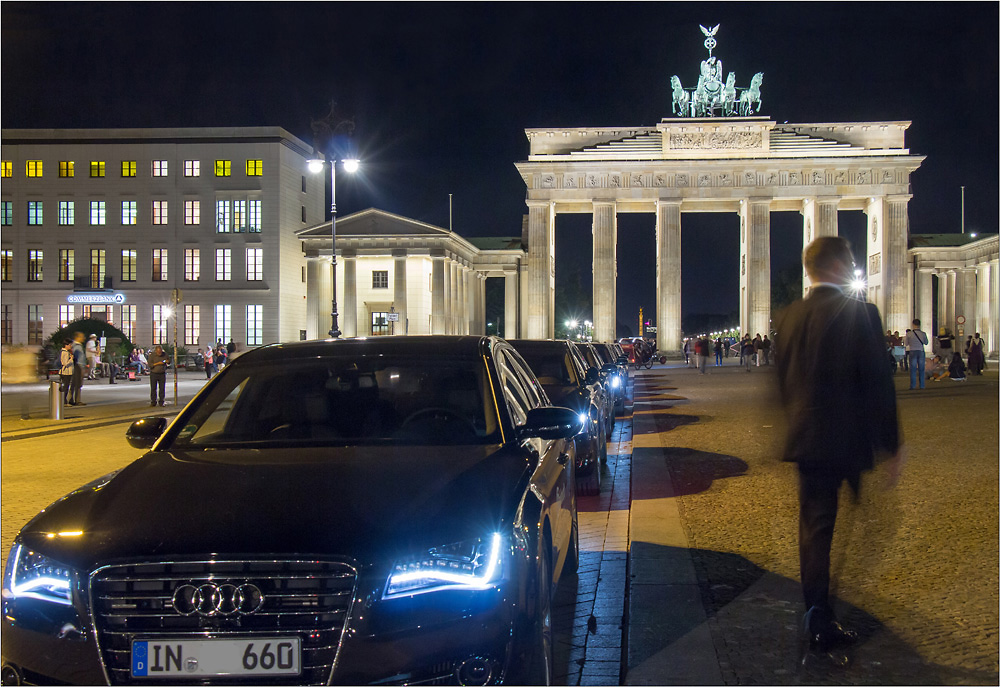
[775,236,903,660]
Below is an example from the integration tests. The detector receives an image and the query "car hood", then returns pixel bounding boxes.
[17,445,529,571]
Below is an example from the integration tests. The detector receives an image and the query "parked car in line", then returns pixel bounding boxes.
[509,339,609,495]
[573,343,617,437]
[1,336,581,686]
[592,342,629,413]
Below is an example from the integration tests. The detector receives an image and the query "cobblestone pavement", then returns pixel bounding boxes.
[633,360,998,685]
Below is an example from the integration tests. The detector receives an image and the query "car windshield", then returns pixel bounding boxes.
[514,348,577,387]
[168,356,501,448]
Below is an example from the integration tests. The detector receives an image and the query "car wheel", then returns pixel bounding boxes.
[563,504,580,576]
[526,547,554,686]
[599,433,608,465]
[577,459,601,495]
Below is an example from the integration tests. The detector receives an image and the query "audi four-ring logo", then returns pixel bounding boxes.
[171,583,264,617]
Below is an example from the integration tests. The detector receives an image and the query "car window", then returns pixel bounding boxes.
[504,348,545,409]
[515,348,577,387]
[495,350,533,426]
[169,356,501,447]
[568,344,589,376]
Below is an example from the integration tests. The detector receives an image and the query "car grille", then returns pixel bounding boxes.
[89,559,357,685]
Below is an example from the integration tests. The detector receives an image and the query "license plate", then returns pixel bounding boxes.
[131,637,301,677]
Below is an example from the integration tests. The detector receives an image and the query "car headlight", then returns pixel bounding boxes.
[3,543,74,606]
[383,534,505,599]
[611,376,621,389]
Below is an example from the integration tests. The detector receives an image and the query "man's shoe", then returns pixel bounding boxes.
[150,402,157,407]
[76,402,87,406]
[804,606,857,652]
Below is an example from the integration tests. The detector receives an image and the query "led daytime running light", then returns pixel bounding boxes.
[385,534,503,597]
[6,544,73,606]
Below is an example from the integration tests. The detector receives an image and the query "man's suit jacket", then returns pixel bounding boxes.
[775,286,899,474]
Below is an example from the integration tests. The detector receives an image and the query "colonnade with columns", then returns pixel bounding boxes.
[522,193,913,351]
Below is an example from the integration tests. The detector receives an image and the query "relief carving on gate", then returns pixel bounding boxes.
[698,173,712,187]
[669,131,763,149]
[856,170,871,185]
[587,174,600,188]
[744,171,757,186]
[631,173,644,187]
[869,253,881,276]
[565,176,577,189]
[676,173,689,187]
[654,173,668,187]
[609,174,622,188]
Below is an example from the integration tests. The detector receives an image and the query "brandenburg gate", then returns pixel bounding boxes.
[515,26,924,350]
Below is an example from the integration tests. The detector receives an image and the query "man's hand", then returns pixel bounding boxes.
[884,444,907,489]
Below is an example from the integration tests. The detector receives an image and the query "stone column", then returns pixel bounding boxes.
[883,196,911,334]
[393,250,407,336]
[990,259,999,356]
[451,261,462,335]
[504,269,519,338]
[305,255,331,340]
[745,199,771,338]
[525,201,555,339]
[917,269,934,351]
[976,262,990,344]
[465,268,474,335]
[457,264,467,334]
[592,201,617,342]
[936,273,947,341]
[801,198,839,293]
[655,200,682,352]
[442,258,453,334]
[958,268,977,340]
[342,254,358,338]
[471,273,486,335]
[431,254,446,334]
[946,270,957,336]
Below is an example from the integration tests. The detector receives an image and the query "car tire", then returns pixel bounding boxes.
[525,547,554,686]
[599,433,608,465]
[563,505,580,576]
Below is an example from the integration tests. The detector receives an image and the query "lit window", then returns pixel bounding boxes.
[121,161,136,177]
[184,304,201,345]
[26,160,42,177]
[184,248,200,282]
[184,160,200,177]
[59,249,75,281]
[1,304,10,344]
[216,248,231,281]
[215,160,231,177]
[246,247,262,281]
[246,304,263,345]
[249,199,261,232]
[90,201,106,225]
[215,304,232,342]
[152,305,168,345]
[1,250,12,281]
[121,305,136,341]
[121,249,137,281]
[152,248,169,281]
[58,201,75,225]
[1,161,11,177]
[184,200,200,225]
[90,249,106,288]
[233,200,246,232]
[152,200,168,225]
[27,201,43,225]
[27,249,43,281]
[59,304,75,329]
[122,200,137,225]
[59,161,75,178]
[90,161,106,177]
[372,270,389,289]
[216,200,230,233]
[152,160,168,177]
[246,159,263,176]
[1,201,12,226]
[27,305,43,344]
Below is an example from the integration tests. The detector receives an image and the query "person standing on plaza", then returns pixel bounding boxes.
[227,338,236,357]
[147,344,169,406]
[775,236,902,659]
[683,339,691,366]
[59,339,75,405]
[753,334,763,366]
[741,335,754,372]
[966,333,985,375]
[761,335,772,365]
[85,334,99,379]
[714,337,724,367]
[905,320,929,390]
[204,346,214,378]
[70,332,86,405]
[695,335,709,374]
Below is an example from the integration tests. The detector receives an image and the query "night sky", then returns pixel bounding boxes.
[3,2,997,331]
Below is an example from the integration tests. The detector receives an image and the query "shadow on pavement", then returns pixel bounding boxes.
[628,543,993,685]
[631,447,748,499]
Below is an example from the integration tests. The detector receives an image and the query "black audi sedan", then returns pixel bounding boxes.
[1,336,581,686]
[508,339,608,495]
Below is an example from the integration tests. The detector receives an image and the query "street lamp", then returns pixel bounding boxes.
[308,155,360,338]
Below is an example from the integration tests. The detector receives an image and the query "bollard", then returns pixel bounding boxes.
[49,380,62,420]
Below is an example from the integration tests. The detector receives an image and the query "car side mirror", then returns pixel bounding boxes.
[584,368,600,385]
[519,406,583,440]
[126,416,169,449]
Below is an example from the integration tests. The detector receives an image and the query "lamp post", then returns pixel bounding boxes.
[308,156,359,338]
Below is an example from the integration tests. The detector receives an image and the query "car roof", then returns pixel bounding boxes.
[235,335,500,364]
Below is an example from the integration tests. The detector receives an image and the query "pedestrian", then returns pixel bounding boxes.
[227,338,236,356]
[761,335,772,365]
[905,319,929,390]
[70,332,86,405]
[948,352,967,381]
[204,346,215,378]
[966,333,985,375]
[58,338,75,405]
[85,334,99,379]
[683,339,691,365]
[937,327,954,359]
[753,334,763,366]
[216,344,227,370]
[741,335,754,372]
[148,344,169,406]
[900,330,910,371]
[714,338,723,366]
[695,336,709,374]
[775,236,902,662]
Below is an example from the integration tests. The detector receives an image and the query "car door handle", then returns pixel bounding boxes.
[557,452,570,466]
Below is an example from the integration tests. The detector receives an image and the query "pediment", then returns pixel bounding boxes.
[297,208,450,238]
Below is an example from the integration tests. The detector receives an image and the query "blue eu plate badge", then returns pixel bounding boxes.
[132,641,149,676]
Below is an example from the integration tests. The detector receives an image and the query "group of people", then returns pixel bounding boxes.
[201,339,236,379]
[682,333,772,372]
[901,322,987,389]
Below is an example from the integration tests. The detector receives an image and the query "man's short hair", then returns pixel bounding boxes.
[802,236,854,278]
